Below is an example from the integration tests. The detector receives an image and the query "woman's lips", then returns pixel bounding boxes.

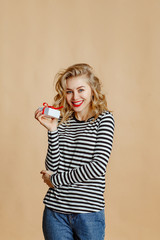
[72,100,84,107]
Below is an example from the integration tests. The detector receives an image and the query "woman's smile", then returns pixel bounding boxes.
[72,100,84,107]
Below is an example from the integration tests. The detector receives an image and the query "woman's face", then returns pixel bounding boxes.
[65,75,93,116]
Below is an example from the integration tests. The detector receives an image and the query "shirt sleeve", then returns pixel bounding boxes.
[50,113,115,187]
[45,130,60,175]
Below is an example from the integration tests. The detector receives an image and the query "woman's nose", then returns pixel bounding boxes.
[72,91,79,100]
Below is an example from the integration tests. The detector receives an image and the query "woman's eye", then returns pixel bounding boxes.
[66,91,72,94]
[78,89,84,92]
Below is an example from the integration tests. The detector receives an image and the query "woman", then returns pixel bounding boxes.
[35,63,115,240]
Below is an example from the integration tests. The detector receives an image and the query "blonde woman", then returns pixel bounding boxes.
[35,63,115,240]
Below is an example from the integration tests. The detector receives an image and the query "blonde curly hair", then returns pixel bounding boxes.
[53,63,109,124]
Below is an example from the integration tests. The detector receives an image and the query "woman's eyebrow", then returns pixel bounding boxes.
[66,86,85,90]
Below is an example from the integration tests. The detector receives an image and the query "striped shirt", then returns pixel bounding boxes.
[43,111,115,214]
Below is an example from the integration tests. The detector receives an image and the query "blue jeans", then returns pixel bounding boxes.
[42,206,105,240]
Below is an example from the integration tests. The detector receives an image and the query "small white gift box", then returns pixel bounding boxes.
[39,107,60,119]
[39,102,63,119]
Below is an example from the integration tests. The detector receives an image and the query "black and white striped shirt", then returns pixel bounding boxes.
[43,111,115,214]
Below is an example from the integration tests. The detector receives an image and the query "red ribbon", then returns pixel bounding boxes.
[42,102,63,114]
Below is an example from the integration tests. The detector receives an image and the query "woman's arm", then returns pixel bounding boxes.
[45,130,60,174]
[35,108,60,186]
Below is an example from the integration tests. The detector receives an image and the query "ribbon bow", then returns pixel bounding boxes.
[42,102,63,114]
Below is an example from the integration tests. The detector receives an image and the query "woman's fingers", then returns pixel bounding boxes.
[35,108,43,119]
[35,111,49,127]
[45,170,53,175]
[34,108,58,131]
[40,170,54,188]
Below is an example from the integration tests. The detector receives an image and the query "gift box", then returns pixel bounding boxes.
[39,102,63,119]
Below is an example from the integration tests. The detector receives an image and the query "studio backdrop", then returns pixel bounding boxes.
[0,0,160,240]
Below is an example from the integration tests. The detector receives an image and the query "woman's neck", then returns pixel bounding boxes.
[75,110,94,122]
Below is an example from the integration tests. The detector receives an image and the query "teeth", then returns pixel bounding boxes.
[72,101,83,105]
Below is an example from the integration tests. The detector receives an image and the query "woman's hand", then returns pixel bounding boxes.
[34,108,58,132]
[40,170,54,188]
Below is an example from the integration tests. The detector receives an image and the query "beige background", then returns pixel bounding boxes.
[0,0,160,239]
